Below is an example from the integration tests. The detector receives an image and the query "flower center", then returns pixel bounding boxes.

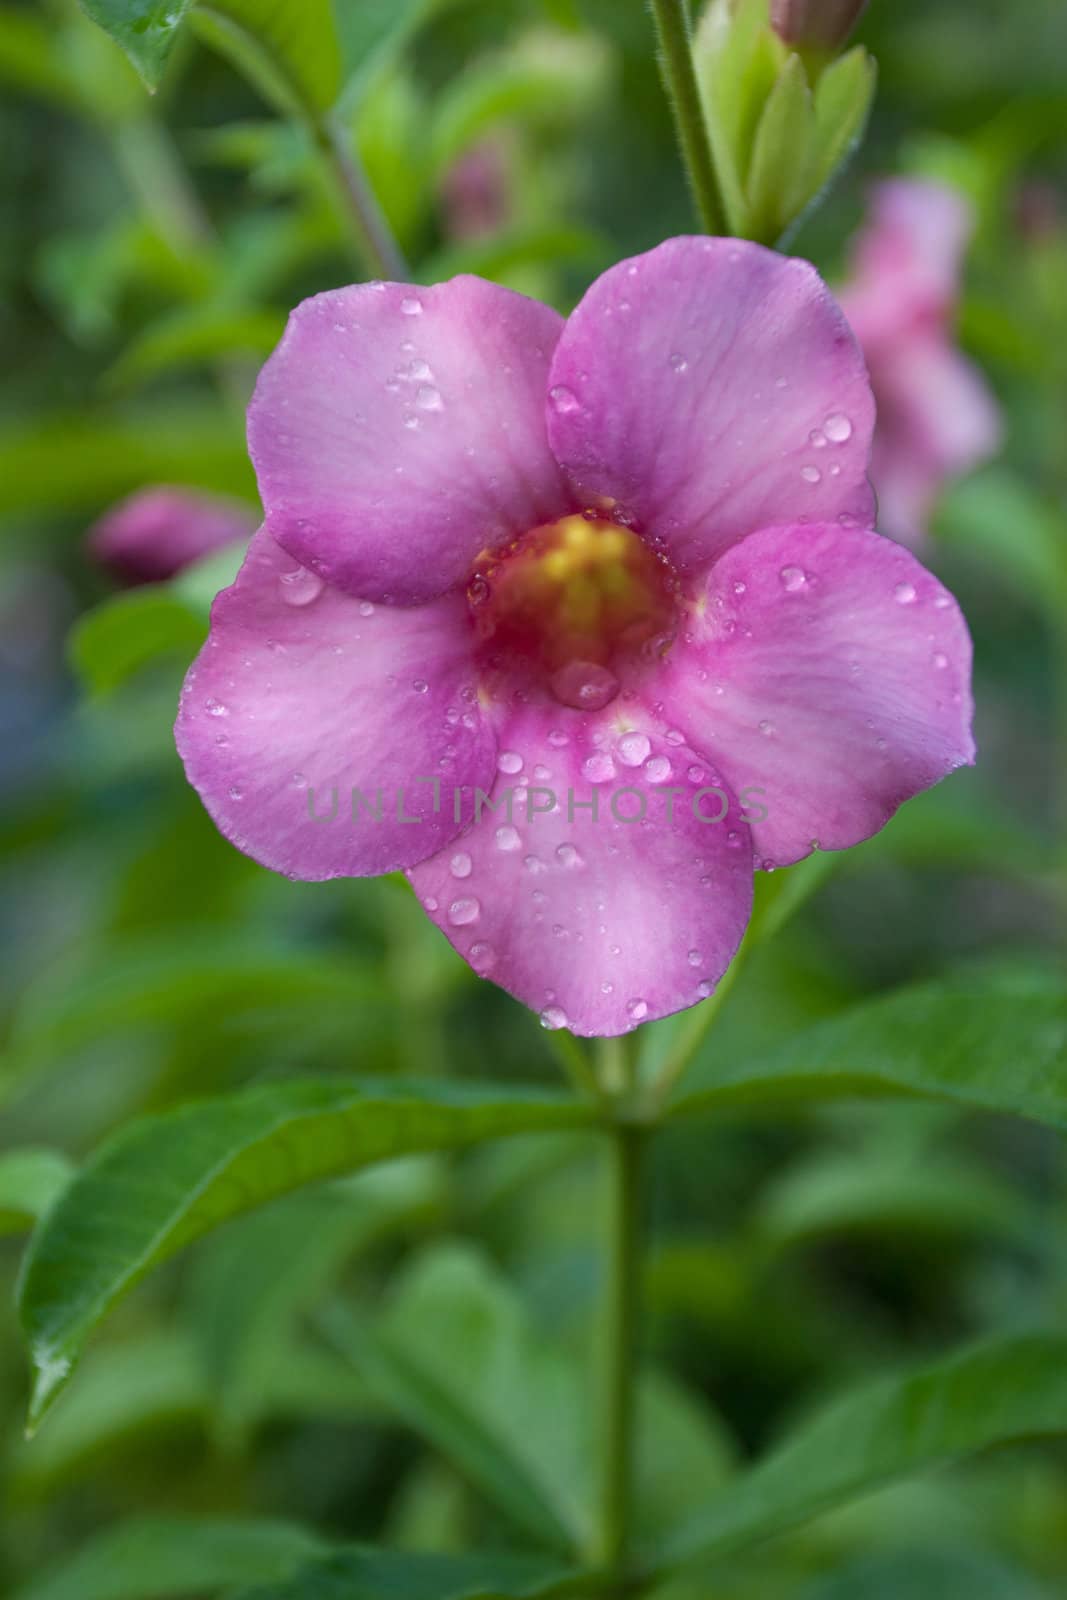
[468,514,678,710]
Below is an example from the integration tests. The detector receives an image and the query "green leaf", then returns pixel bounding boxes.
[193,0,341,118]
[812,45,877,190]
[69,590,206,697]
[76,0,192,90]
[105,304,286,389]
[670,970,1067,1130]
[187,1165,440,1432]
[799,1545,1052,1600]
[0,1150,72,1236]
[326,1245,733,1553]
[0,408,252,521]
[335,0,451,110]
[231,1547,580,1600]
[0,6,90,113]
[17,1079,592,1428]
[746,54,817,243]
[665,1332,1067,1565]
[10,1514,326,1600]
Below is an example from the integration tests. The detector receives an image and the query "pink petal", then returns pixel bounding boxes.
[840,179,973,344]
[248,278,571,607]
[89,487,256,585]
[407,705,754,1037]
[175,530,495,879]
[546,237,875,578]
[658,522,975,868]
[869,336,1001,545]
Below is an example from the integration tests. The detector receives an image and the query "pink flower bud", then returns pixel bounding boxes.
[770,0,868,51]
[88,486,256,586]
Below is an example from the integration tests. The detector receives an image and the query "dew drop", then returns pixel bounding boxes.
[495,824,521,852]
[448,896,480,926]
[556,842,582,868]
[450,851,472,878]
[416,384,443,411]
[498,750,524,775]
[894,581,917,605]
[779,565,807,592]
[696,980,713,999]
[549,384,580,414]
[669,352,688,373]
[550,659,619,711]
[801,464,822,484]
[687,949,702,967]
[205,697,228,716]
[933,651,948,670]
[583,751,616,784]
[412,678,428,694]
[824,411,853,442]
[540,1005,569,1029]
[400,295,422,315]
[644,755,671,784]
[228,784,243,800]
[358,600,375,617]
[467,575,490,606]
[469,941,496,974]
[627,998,649,1021]
[617,731,651,767]
[279,567,324,606]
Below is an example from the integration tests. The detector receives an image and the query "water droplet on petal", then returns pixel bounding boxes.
[583,751,616,784]
[549,385,580,414]
[228,784,243,800]
[894,581,917,605]
[556,842,582,868]
[669,352,688,373]
[495,824,521,851]
[416,384,443,411]
[448,896,480,926]
[540,1005,569,1030]
[824,412,853,442]
[687,950,702,967]
[279,567,324,606]
[358,601,375,617]
[205,697,228,716]
[780,565,807,592]
[469,941,496,974]
[801,465,822,484]
[644,755,671,784]
[498,750,524,775]
[412,678,428,694]
[617,731,651,767]
[450,852,472,878]
[627,998,649,1021]
[400,296,422,315]
[551,659,619,711]
[933,651,948,670]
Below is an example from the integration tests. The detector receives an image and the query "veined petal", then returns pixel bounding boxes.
[248,277,571,606]
[407,705,753,1037]
[546,237,875,577]
[658,522,975,868]
[176,530,495,879]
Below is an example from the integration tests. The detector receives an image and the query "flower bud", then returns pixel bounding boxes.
[770,0,868,51]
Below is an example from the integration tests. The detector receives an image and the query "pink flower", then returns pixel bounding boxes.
[175,238,974,1036]
[838,180,1001,546]
[89,486,257,585]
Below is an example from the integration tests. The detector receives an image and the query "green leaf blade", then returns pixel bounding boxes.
[77,0,192,90]
[17,1080,592,1429]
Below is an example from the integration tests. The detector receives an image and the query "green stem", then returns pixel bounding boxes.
[111,114,214,258]
[649,0,725,235]
[595,1039,645,1589]
[312,114,408,280]
[543,1024,603,1104]
[648,926,751,1110]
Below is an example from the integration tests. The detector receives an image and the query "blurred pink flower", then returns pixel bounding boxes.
[838,179,1001,546]
[89,486,256,585]
[440,140,511,242]
[176,239,973,1035]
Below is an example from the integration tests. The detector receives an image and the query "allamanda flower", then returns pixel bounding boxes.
[177,237,974,1036]
[838,179,1002,546]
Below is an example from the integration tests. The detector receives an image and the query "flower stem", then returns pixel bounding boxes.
[596,1039,645,1589]
[312,113,408,281]
[649,0,725,235]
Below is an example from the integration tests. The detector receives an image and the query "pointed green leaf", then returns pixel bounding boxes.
[69,590,206,697]
[670,971,1067,1129]
[801,1546,1052,1600]
[10,1515,326,1600]
[194,0,341,117]
[0,1150,72,1236]
[77,1,192,90]
[665,1333,1067,1565]
[232,1547,581,1600]
[17,1080,592,1429]
[812,44,876,190]
[326,1245,733,1554]
[747,54,817,243]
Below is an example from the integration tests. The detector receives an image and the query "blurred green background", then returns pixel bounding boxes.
[1,0,1066,1595]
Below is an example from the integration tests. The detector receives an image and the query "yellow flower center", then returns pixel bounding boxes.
[469,514,677,710]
